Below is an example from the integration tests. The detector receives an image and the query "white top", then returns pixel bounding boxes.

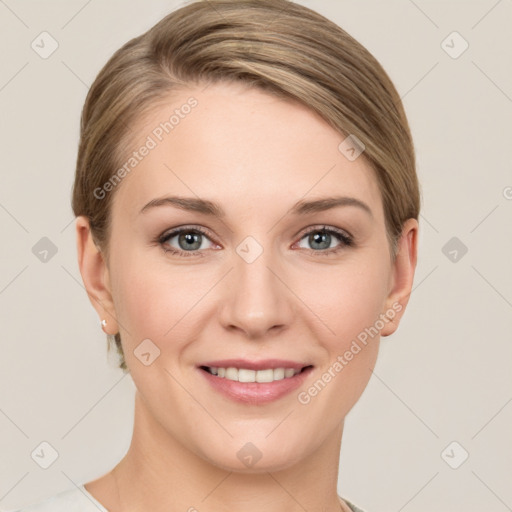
[9,485,366,512]
[8,485,108,512]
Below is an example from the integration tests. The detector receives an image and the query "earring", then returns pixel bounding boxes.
[101,319,107,328]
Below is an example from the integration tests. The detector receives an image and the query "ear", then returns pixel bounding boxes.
[380,218,419,337]
[75,216,119,335]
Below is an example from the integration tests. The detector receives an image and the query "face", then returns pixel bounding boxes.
[80,81,416,472]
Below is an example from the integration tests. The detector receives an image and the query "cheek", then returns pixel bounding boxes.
[294,262,387,417]
[110,250,209,354]
[108,247,167,341]
[298,255,390,346]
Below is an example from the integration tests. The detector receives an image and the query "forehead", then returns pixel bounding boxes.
[113,82,383,221]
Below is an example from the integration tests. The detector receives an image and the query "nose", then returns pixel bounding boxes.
[218,243,294,339]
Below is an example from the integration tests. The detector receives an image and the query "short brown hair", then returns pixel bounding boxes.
[72,0,421,371]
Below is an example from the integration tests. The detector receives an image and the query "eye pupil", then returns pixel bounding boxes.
[179,232,201,250]
[310,231,330,250]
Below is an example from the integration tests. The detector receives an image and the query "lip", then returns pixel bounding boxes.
[197,362,314,404]
[198,359,310,371]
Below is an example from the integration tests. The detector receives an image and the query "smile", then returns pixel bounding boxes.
[197,364,314,404]
[200,365,312,383]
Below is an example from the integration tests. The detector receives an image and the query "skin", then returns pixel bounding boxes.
[76,81,418,512]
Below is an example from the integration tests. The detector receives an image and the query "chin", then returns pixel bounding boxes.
[196,436,308,474]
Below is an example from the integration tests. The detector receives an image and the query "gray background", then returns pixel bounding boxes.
[1,1,511,511]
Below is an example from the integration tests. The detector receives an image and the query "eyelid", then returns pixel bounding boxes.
[292,225,354,255]
[157,223,354,257]
[159,224,214,241]
[159,224,353,243]
[158,225,218,249]
[294,224,353,241]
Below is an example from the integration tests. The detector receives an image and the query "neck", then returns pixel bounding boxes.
[111,391,346,512]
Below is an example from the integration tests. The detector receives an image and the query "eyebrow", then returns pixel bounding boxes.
[139,195,373,218]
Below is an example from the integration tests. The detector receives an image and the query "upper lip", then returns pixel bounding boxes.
[198,359,313,371]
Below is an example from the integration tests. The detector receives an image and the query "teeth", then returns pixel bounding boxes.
[225,367,238,380]
[206,366,303,383]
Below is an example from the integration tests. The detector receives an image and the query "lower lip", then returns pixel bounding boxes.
[198,367,314,404]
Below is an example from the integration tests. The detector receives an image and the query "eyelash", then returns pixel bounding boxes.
[156,225,354,258]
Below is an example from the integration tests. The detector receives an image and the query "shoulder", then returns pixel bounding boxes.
[7,485,108,512]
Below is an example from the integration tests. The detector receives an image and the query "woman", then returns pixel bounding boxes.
[14,0,419,510]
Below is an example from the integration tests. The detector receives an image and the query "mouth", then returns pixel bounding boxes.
[199,365,314,383]
[196,361,315,404]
